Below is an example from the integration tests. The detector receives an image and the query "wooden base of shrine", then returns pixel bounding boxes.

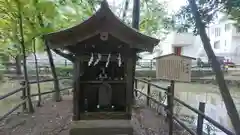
[69,120,133,135]
[80,112,131,120]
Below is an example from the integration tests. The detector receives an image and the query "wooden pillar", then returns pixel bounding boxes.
[20,81,27,112]
[168,80,175,135]
[146,78,151,106]
[197,102,206,135]
[132,0,140,29]
[72,59,81,121]
[126,50,137,119]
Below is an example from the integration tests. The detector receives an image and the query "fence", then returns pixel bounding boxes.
[0,77,72,122]
[0,77,236,135]
[134,78,235,135]
[136,59,156,70]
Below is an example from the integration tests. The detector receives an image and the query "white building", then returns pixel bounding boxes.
[159,32,203,58]
[157,19,240,64]
[207,20,240,63]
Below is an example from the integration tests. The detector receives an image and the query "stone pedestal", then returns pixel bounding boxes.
[70,120,133,135]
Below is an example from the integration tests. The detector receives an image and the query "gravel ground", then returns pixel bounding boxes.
[0,95,188,135]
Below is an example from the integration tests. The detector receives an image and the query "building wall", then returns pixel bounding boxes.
[207,20,240,64]
[160,32,176,56]
[158,20,240,64]
[160,32,202,58]
[208,20,234,55]
[231,37,240,63]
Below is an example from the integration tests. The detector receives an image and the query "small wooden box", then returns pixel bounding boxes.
[70,120,133,135]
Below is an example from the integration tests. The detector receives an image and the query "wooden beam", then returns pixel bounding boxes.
[73,59,82,120]
[72,61,78,120]
[125,50,137,119]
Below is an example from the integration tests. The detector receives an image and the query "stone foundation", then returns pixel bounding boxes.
[70,120,133,135]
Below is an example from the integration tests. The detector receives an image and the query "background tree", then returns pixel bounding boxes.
[224,0,240,26]
[175,0,240,134]
[15,0,35,113]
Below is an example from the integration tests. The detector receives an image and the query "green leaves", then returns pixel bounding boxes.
[139,0,174,38]
[36,0,58,19]
[224,0,240,26]
[174,0,240,34]
[0,0,175,58]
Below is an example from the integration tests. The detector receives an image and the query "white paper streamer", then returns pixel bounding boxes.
[117,53,122,67]
[94,53,102,66]
[105,53,111,67]
[88,53,94,66]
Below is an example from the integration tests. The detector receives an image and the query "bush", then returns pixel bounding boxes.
[55,66,73,77]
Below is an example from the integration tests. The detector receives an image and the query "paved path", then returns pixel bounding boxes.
[199,74,240,81]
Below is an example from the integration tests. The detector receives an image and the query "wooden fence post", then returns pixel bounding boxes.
[134,79,138,97]
[197,102,206,135]
[168,80,175,135]
[20,81,27,112]
[65,60,67,66]
[150,60,153,70]
[146,78,151,106]
[166,86,170,122]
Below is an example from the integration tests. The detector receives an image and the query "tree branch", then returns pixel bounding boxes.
[52,49,75,62]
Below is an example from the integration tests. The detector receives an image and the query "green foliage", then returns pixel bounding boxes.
[139,0,174,37]
[121,0,174,38]
[0,0,173,59]
[225,0,240,26]
[0,53,10,63]
[174,0,240,34]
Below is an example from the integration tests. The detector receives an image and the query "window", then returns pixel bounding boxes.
[215,28,221,37]
[211,97,216,105]
[225,24,230,31]
[173,47,182,56]
[237,26,240,33]
[214,41,220,49]
[211,28,214,35]
[178,28,188,33]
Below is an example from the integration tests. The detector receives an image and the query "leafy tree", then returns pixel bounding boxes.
[175,0,240,134]
[0,0,39,75]
[32,0,62,102]
[15,0,34,113]
[223,0,240,26]
[32,38,42,106]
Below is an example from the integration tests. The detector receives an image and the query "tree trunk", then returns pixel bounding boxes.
[45,42,61,102]
[34,0,61,102]
[188,0,240,134]
[15,55,22,75]
[122,0,130,21]
[15,0,34,113]
[33,38,41,107]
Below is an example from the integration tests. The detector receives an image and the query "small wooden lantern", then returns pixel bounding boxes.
[44,0,159,123]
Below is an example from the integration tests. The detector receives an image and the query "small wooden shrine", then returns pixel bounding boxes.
[155,53,196,82]
[44,0,159,134]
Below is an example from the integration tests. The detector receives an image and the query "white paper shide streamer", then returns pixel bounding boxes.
[88,53,94,66]
[94,53,102,66]
[117,53,122,67]
[105,53,111,67]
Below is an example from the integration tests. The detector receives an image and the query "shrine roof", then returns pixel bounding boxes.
[44,0,160,52]
[154,53,196,60]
